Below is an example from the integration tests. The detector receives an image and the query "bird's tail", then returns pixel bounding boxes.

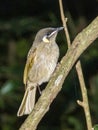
[17,86,36,116]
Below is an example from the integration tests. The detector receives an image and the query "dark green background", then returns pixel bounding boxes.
[0,0,98,130]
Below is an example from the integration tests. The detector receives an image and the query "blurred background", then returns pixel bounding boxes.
[0,0,98,130]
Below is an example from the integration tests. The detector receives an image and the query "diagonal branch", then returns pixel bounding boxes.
[59,0,93,129]
[19,16,98,130]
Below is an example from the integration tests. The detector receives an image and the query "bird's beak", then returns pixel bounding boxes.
[56,27,64,32]
[48,27,64,38]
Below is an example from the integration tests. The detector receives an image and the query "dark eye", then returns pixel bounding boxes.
[46,32,52,36]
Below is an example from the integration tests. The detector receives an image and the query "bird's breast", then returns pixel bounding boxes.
[28,42,59,85]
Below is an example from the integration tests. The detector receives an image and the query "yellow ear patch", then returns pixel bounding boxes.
[42,35,49,43]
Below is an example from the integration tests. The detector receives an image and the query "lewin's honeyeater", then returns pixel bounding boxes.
[17,27,64,116]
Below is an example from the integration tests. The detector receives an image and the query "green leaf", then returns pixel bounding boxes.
[0,81,14,95]
[94,124,98,130]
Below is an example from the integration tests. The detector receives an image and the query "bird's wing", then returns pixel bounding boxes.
[23,48,37,87]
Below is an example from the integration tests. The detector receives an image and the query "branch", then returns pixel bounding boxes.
[76,61,92,130]
[19,17,98,130]
[59,0,93,129]
[59,0,71,48]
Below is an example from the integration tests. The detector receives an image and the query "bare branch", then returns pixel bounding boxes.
[76,61,92,130]
[59,0,93,130]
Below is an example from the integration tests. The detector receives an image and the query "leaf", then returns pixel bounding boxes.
[0,81,14,95]
[94,124,98,130]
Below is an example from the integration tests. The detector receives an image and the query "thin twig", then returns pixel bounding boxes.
[59,0,93,130]
[76,61,93,130]
[59,0,71,48]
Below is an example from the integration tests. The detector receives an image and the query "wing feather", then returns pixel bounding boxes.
[23,48,36,86]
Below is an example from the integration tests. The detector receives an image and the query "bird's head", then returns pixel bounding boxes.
[34,27,64,44]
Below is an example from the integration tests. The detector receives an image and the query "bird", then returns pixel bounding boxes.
[17,27,64,116]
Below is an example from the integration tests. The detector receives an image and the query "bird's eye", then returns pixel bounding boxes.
[46,32,51,36]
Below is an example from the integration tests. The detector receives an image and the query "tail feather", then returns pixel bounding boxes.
[17,86,36,116]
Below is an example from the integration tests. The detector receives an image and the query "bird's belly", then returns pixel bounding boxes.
[28,51,59,86]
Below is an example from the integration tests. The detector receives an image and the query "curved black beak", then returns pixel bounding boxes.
[48,27,64,38]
